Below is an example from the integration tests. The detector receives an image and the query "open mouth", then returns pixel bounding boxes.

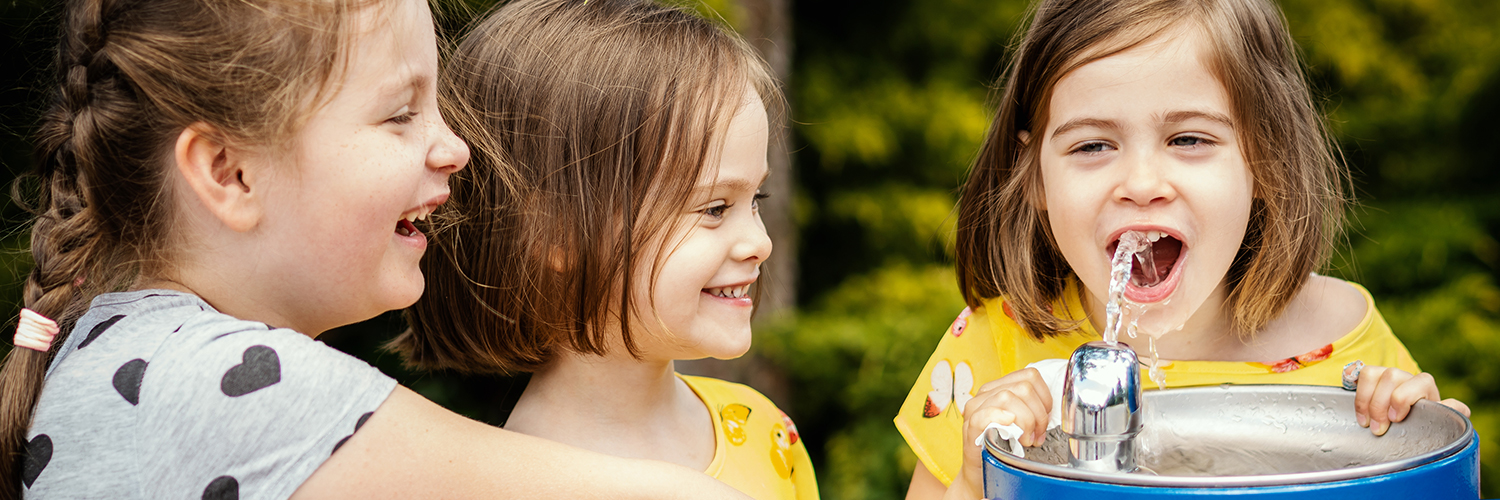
[396,219,421,238]
[396,206,436,239]
[1107,231,1186,302]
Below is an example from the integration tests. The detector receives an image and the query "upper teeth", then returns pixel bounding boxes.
[707,285,750,298]
[403,208,433,223]
[1144,230,1165,242]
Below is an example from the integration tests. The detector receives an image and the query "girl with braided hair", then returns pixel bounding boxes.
[0,0,750,498]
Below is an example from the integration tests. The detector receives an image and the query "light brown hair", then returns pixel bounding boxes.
[955,0,1347,339]
[395,0,782,373]
[0,0,373,495]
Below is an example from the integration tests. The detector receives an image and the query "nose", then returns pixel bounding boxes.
[427,113,470,174]
[1113,149,1174,207]
[731,212,773,264]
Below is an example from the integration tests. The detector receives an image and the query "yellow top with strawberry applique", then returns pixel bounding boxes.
[892,278,1418,486]
[681,374,820,499]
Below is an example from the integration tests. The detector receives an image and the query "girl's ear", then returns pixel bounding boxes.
[172,123,261,232]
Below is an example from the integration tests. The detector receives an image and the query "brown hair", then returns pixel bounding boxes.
[0,0,370,495]
[955,0,1347,339]
[396,0,782,373]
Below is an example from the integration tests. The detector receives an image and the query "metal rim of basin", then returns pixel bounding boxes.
[983,385,1474,487]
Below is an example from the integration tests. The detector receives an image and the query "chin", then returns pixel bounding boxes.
[379,277,427,311]
[702,333,754,360]
[705,343,752,360]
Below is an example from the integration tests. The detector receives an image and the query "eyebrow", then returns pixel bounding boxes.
[376,73,430,100]
[1049,118,1121,140]
[693,170,772,196]
[1161,110,1234,128]
[1048,110,1235,140]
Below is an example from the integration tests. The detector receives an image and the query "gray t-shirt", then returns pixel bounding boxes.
[23,290,396,499]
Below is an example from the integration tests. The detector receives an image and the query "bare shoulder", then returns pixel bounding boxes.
[1263,274,1368,347]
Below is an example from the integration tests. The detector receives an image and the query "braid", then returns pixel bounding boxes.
[2,0,362,494]
[1,2,125,496]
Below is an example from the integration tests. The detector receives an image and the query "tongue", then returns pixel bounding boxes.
[1131,237,1181,286]
[396,219,420,237]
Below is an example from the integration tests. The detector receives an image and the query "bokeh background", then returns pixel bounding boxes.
[3,0,1498,497]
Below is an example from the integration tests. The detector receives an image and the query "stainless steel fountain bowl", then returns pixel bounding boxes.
[983,384,1473,487]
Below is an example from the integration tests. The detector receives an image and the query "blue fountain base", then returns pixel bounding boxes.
[982,431,1479,499]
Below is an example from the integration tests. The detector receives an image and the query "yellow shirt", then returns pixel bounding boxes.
[682,374,820,500]
[892,279,1418,486]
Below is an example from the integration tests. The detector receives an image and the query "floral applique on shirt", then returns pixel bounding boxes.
[949,307,973,337]
[1255,344,1334,373]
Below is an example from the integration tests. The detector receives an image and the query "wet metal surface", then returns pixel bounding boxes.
[984,385,1473,487]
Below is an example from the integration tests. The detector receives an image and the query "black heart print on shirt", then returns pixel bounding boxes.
[113,358,148,405]
[332,411,376,454]
[22,434,51,488]
[77,314,126,349]
[202,475,238,500]
[220,345,281,397]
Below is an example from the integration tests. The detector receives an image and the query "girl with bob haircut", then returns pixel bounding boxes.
[1,0,752,498]
[400,0,817,497]
[893,0,1470,497]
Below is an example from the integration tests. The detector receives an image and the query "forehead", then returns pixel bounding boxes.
[334,0,437,102]
[694,86,770,188]
[1045,26,1231,134]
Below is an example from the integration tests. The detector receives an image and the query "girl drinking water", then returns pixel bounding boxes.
[1,0,749,498]
[892,0,1471,498]
[399,1,817,498]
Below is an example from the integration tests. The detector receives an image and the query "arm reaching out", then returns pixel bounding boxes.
[292,386,749,499]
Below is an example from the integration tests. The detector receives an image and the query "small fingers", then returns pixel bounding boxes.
[962,385,1048,447]
[1352,365,1384,428]
[977,367,1044,394]
[1386,372,1439,423]
[1007,386,1050,446]
[1364,367,1414,436]
[1025,374,1054,418]
[1440,398,1471,418]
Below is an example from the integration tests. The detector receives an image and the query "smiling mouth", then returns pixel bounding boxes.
[396,206,435,238]
[704,284,752,299]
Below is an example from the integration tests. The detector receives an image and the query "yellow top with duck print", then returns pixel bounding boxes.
[892,278,1418,486]
[681,374,820,499]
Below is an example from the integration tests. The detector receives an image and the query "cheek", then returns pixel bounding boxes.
[1040,177,1095,261]
[1205,164,1255,248]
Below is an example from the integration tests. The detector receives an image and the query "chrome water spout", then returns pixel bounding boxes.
[1062,340,1142,473]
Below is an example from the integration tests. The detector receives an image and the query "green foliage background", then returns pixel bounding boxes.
[1,0,1498,497]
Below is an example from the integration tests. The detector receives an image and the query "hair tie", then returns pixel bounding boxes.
[14,308,60,352]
